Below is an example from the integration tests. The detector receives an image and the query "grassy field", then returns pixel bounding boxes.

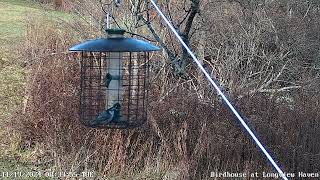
[0,0,71,45]
[0,0,38,45]
[0,0,34,123]
[0,0,72,122]
[0,0,69,175]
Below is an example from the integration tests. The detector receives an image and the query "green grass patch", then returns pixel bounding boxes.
[0,0,34,124]
[0,0,74,120]
[0,1,40,44]
[0,0,75,174]
[0,0,73,46]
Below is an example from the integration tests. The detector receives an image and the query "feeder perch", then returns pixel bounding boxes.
[69,29,160,129]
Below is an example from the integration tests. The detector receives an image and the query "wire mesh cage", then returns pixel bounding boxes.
[69,29,160,129]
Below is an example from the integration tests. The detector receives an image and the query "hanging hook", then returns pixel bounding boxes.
[100,0,112,30]
[100,0,122,30]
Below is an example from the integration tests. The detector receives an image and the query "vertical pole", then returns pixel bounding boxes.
[80,52,84,120]
[128,52,133,121]
[142,52,147,121]
[146,52,150,120]
[136,53,141,120]
[89,52,94,119]
[106,51,123,109]
[106,12,110,29]
[98,52,102,110]
[106,52,110,110]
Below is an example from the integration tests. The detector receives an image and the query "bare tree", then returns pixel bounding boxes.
[68,0,316,100]
[74,0,200,75]
[121,0,201,74]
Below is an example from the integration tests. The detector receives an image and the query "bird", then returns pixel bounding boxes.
[104,73,112,88]
[103,73,122,88]
[91,103,122,127]
[114,0,121,7]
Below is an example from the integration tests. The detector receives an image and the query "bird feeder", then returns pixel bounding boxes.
[69,29,160,129]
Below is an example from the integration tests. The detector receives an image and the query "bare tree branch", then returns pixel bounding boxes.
[139,15,176,61]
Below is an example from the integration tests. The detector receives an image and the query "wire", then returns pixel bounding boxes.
[148,1,289,180]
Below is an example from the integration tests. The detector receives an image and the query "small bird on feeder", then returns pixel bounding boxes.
[114,0,121,7]
[104,73,112,88]
[103,73,121,88]
[91,103,122,126]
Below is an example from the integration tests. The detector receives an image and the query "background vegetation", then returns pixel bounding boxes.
[1,0,319,179]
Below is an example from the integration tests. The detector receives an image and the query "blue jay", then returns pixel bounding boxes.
[91,103,122,126]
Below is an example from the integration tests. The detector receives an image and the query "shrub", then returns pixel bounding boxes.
[8,1,320,179]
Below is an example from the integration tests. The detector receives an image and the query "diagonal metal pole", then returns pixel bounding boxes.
[148,1,288,179]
